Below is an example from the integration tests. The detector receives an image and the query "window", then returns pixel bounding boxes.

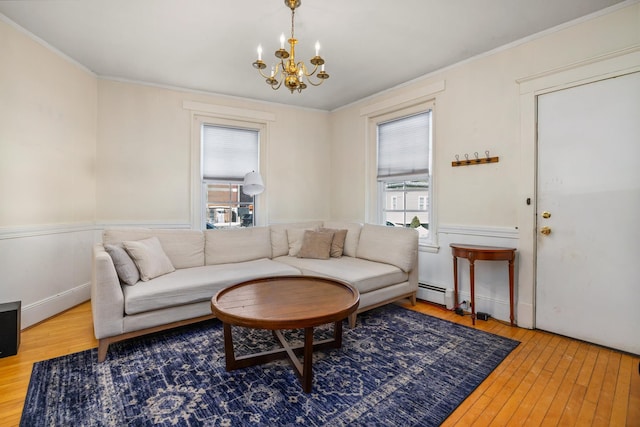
[418,196,427,211]
[377,110,432,242]
[202,124,259,229]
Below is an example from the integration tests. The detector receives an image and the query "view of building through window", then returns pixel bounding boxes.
[382,180,429,238]
[205,183,254,229]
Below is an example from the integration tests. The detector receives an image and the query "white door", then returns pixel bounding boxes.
[536,72,640,355]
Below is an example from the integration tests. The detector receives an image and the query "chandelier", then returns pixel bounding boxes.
[252,0,329,93]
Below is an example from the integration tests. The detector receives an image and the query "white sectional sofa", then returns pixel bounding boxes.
[92,221,418,361]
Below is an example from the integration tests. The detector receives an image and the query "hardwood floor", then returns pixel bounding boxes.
[0,300,638,426]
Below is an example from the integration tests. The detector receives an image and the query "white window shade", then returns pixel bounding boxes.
[202,125,259,182]
[377,111,431,180]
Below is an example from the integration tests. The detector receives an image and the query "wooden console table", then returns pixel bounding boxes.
[450,243,516,326]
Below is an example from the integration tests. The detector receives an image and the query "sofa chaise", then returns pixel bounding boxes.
[92,221,418,361]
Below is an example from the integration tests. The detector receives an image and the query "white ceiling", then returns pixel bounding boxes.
[0,0,627,111]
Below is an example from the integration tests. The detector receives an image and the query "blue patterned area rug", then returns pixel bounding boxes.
[21,305,518,426]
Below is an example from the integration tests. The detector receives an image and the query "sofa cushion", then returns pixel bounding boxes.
[103,228,205,269]
[123,237,175,281]
[104,243,140,285]
[356,224,418,273]
[274,255,407,294]
[319,227,347,257]
[270,221,324,257]
[322,221,362,257]
[297,230,334,260]
[122,259,301,315]
[205,226,271,265]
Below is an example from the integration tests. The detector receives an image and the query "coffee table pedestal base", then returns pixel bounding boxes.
[222,320,343,393]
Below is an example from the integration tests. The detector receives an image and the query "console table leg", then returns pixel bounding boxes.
[469,259,476,325]
[453,255,459,308]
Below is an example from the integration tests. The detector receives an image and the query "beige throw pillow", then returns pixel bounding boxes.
[123,237,175,281]
[287,228,315,256]
[319,227,348,257]
[297,230,335,260]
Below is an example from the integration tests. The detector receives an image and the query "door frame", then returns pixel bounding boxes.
[516,47,640,329]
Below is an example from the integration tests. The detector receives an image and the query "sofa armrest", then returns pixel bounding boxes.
[91,244,125,339]
[356,224,419,273]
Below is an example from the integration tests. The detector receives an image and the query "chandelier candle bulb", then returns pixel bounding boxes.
[315,41,320,56]
[257,45,262,61]
[280,33,285,49]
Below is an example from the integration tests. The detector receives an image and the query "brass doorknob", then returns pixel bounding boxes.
[542,211,551,219]
[540,226,551,235]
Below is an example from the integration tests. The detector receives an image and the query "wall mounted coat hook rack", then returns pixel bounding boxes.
[452,150,499,167]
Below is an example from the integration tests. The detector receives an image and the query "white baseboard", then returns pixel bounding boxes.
[517,302,534,329]
[21,282,91,329]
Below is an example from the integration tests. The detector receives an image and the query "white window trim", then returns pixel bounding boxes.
[189,112,270,229]
[365,100,437,248]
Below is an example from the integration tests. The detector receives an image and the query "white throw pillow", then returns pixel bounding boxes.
[123,237,175,281]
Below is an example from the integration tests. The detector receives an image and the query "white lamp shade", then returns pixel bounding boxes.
[242,171,264,196]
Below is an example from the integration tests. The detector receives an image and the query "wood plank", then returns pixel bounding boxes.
[539,340,584,425]
[628,357,640,424]
[491,333,556,425]
[609,354,633,426]
[524,337,574,425]
[592,351,621,425]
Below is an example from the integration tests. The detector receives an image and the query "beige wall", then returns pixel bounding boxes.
[96,80,331,225]
[0,19,97,227]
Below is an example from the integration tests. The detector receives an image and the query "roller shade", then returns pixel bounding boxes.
[202,125,259,182]
[377,111,431,180]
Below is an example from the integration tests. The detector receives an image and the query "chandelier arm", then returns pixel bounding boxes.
[256,61,284,80]
[304,77,326,87]
[298,61,319,77]
[270,79,284,90]
[256,68,273,79]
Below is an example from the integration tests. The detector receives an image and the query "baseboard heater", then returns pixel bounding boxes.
[417,283,454,309]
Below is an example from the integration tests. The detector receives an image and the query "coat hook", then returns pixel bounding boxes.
[485,150,490,159]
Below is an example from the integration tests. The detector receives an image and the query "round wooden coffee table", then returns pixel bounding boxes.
[211,275,360,393]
